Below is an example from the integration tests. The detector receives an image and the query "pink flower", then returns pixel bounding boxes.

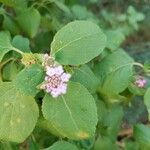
[135,78,147,88]
[41,65,71,98]
[42,54,55,67]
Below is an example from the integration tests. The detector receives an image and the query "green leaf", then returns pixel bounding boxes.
[97,103,123,142]
[89,0,99,3]
[127,6,145,30]
[71,5,89,20]
[94,137,118,150]
[0,82,39,143]
[45,141,78,150]
[17,8,41,38]
[51,20,106,65]
[3,15,20,35]
[144,88,150,120]
[33,31,53,53]
[134,124,150,149]
[71,65,100,93]
[13,64,45,96]
[103,105,123,142]
[124,140,140,150]
[94,49,134,96]
[54,1,71,15]
[0,31,14,62]
[144,60,150,71]
[128,83,145,96]
[42,81,98,140]
[2,61,22,81]
[0,142,18,150]
[71,5,97,21]
[95,99,107,123]
[37,117,64,138]
[127,6,145,22]
[105,29,125,51]
[72,137,95,150]
[0,31,23,62]
[12,35,31,53]
[0,0,27,8]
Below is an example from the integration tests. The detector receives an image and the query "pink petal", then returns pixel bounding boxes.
[142,80,147,84]
[58,84,67,94]
[61,73,71,82]
[55,66,64,75]
[46,67,55,76]
[135,79,146,88]
[51,90,60,98]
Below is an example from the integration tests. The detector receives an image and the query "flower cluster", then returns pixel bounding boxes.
[41,54,71,98]
[134,77,147,88]
[42,54,55,67]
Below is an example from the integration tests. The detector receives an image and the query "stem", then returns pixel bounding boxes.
[31,134,36,143]
[31,0,52,9]
[44,0,55,5]
[31,2,40,8]
[133,62,150,75]
[40,5,51,13]
[12,47,24,55]
[0,58,15,68]
[133,62,144,68]
[0,72,2,81]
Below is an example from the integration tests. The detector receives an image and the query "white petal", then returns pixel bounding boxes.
[61,73,71,82]
[46,68,55,76]
[51,90,59,98]
[58,84,67,94]
[55,66,64,75]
